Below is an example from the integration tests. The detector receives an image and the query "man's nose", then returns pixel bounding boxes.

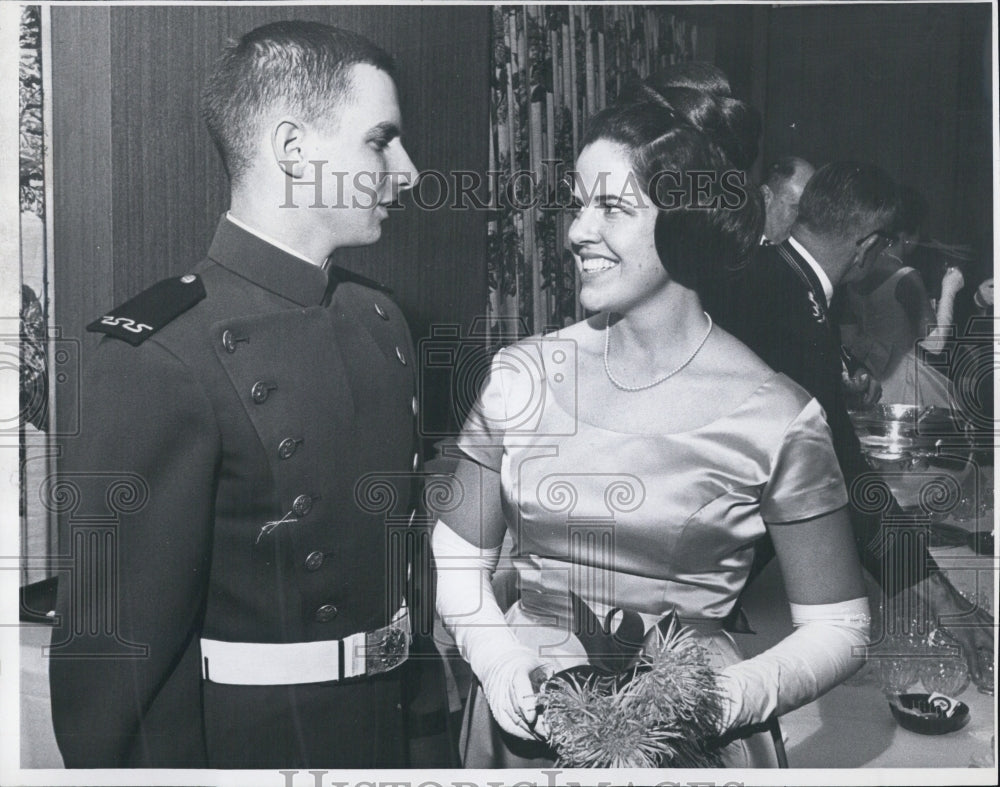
[389,142,419,194]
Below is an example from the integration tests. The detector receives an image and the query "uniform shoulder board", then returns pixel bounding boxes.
[86,274,206,346]
[327,264,393,295]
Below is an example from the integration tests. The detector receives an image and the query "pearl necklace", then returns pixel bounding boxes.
[603,311,713,392]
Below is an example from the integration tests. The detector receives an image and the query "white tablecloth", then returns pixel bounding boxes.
[734,454,996,769]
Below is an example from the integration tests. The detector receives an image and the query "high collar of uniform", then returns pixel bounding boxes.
[207,216,332,307]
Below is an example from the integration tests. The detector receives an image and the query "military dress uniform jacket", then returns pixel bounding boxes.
[49,218,420,768]
[718,240,939,596]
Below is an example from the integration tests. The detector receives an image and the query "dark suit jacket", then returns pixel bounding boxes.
[49,218,421,768]
[716,240,937,596]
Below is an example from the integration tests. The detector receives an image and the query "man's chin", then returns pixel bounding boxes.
[336,226,383,250]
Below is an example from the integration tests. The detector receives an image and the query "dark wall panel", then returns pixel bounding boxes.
[762,3,992,266]
[50,6,114,432]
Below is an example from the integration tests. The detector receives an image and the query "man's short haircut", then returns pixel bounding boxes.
[200,21,395,183]
[796,161,899,239]
[765,156,810,192]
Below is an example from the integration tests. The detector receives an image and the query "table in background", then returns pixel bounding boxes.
[734,458,996,769]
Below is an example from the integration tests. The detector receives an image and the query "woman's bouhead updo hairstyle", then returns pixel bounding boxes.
[655,61,733,96]
[656,85,761,172]
[579,81,763,297]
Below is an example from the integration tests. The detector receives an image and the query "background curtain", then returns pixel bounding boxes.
[19,5,54,585]
[486,5,700,343]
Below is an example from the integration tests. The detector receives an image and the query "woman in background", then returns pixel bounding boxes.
[433,84,870,768]
[839,186,960,408]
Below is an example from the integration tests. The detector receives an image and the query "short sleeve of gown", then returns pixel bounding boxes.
[454,349,509,472]
[760,397,849,523]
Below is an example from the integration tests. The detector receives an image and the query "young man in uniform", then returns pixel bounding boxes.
[50,21,423,768]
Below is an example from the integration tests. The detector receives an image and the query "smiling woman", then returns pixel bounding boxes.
[569,140,665,316]
[434,80,871,768]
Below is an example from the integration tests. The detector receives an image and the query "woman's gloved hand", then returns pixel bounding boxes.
[479,652,551,739]
[715,597,870,732]
[433,520,550,740]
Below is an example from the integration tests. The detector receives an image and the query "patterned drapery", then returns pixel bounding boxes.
[487,5,698,343]
[20,4,54,584]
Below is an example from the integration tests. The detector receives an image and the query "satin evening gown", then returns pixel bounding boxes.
[453,337,848,768]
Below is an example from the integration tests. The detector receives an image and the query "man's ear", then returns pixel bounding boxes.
[855,231,883,270]
[271,118,306,178]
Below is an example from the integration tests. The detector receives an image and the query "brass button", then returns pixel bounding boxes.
[395,346,407,365]
[278,438,300,460]
[304,551,324,572]
[222,329,247,353]
[411,396,419,416]
[374,302,389,320]
[251,381,274,404]
[180,274,197,284]
[412,452,420,471]
[315,604,339,622]
[292,494,313,517]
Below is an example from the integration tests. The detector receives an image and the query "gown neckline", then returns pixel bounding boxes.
[543,359,792,437]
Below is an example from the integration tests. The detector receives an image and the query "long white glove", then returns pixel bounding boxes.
[433,520,547,740]
[716,596,871,731]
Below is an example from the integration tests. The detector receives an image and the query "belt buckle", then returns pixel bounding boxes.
[363,607,411,676]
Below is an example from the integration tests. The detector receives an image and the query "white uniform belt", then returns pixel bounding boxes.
[200,604,410,685]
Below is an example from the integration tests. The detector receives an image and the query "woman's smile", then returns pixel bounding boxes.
[567,140,667,313]
[578,255,620,275]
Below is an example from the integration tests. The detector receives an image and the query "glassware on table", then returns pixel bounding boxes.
[975,649,994,696]
[875,654,919,697]
[919,653,971,696]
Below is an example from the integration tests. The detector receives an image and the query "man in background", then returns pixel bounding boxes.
[50,21,427,768]
[761,155,815,243]
[722,161,993,683]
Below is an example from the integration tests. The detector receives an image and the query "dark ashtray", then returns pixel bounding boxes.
[888,693,971,735]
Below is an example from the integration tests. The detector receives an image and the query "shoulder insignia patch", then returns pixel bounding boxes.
[87,274,206,346]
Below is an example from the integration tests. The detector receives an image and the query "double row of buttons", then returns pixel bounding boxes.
[224,307,412,625]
